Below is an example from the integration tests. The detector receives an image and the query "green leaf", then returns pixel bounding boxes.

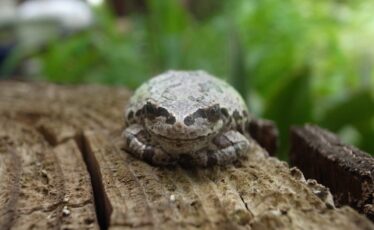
[263,67,313,160]
[354,119,374,155]
[319,89,374,131]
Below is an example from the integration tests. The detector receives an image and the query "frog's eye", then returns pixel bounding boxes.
[144,102,157,118]
[220,108,229,118]
[184,104,221,126]
[207,104,220,122]
[144,102,171,121]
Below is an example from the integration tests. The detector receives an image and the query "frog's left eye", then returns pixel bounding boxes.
[207,104,220,122]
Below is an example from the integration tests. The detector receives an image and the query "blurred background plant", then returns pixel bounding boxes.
[0,0,373,159]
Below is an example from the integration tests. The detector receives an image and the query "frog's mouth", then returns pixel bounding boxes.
[152,132,210,142]
[147,129,218,154]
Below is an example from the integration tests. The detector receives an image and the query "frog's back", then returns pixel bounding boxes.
[127,70,248,120]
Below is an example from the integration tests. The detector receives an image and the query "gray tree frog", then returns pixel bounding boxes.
[122,70,251,167]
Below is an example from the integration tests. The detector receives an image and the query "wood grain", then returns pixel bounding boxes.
[0,81,372,230]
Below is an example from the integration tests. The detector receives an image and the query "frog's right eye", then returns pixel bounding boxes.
[144,102,170,120]
[127,110,134,120]
[144,102,158,120]
[144,102,157,116]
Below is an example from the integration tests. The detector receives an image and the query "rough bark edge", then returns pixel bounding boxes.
[248,119,278,156]
[290,124,374,221]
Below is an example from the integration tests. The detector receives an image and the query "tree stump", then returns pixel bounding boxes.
[290,125,374,221]
[0,81,372,230]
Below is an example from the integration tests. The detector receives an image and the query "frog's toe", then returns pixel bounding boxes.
[123,124,177,166]
[145,147,177,166]
[179,153,204,168]
[180,149,223,168]
[207,130,250,166]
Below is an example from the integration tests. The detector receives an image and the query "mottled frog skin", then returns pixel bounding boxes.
[122,70,251,167]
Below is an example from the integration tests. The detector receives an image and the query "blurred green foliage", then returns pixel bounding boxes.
[17,0,374,158]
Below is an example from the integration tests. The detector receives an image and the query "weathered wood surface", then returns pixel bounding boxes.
[0,81,373,230]
[290,125,374,221]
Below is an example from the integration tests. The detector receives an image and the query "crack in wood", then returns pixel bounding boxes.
[79,132,112,230]
[239,194,250,212]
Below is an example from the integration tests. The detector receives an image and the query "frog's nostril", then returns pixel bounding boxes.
[174,122,183,129]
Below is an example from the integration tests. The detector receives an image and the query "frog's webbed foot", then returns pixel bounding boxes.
[122,124,177,166]
[181,130,250,167]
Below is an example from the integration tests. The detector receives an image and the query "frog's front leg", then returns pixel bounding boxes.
[122,124,177,166]
[180,130,251,167]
